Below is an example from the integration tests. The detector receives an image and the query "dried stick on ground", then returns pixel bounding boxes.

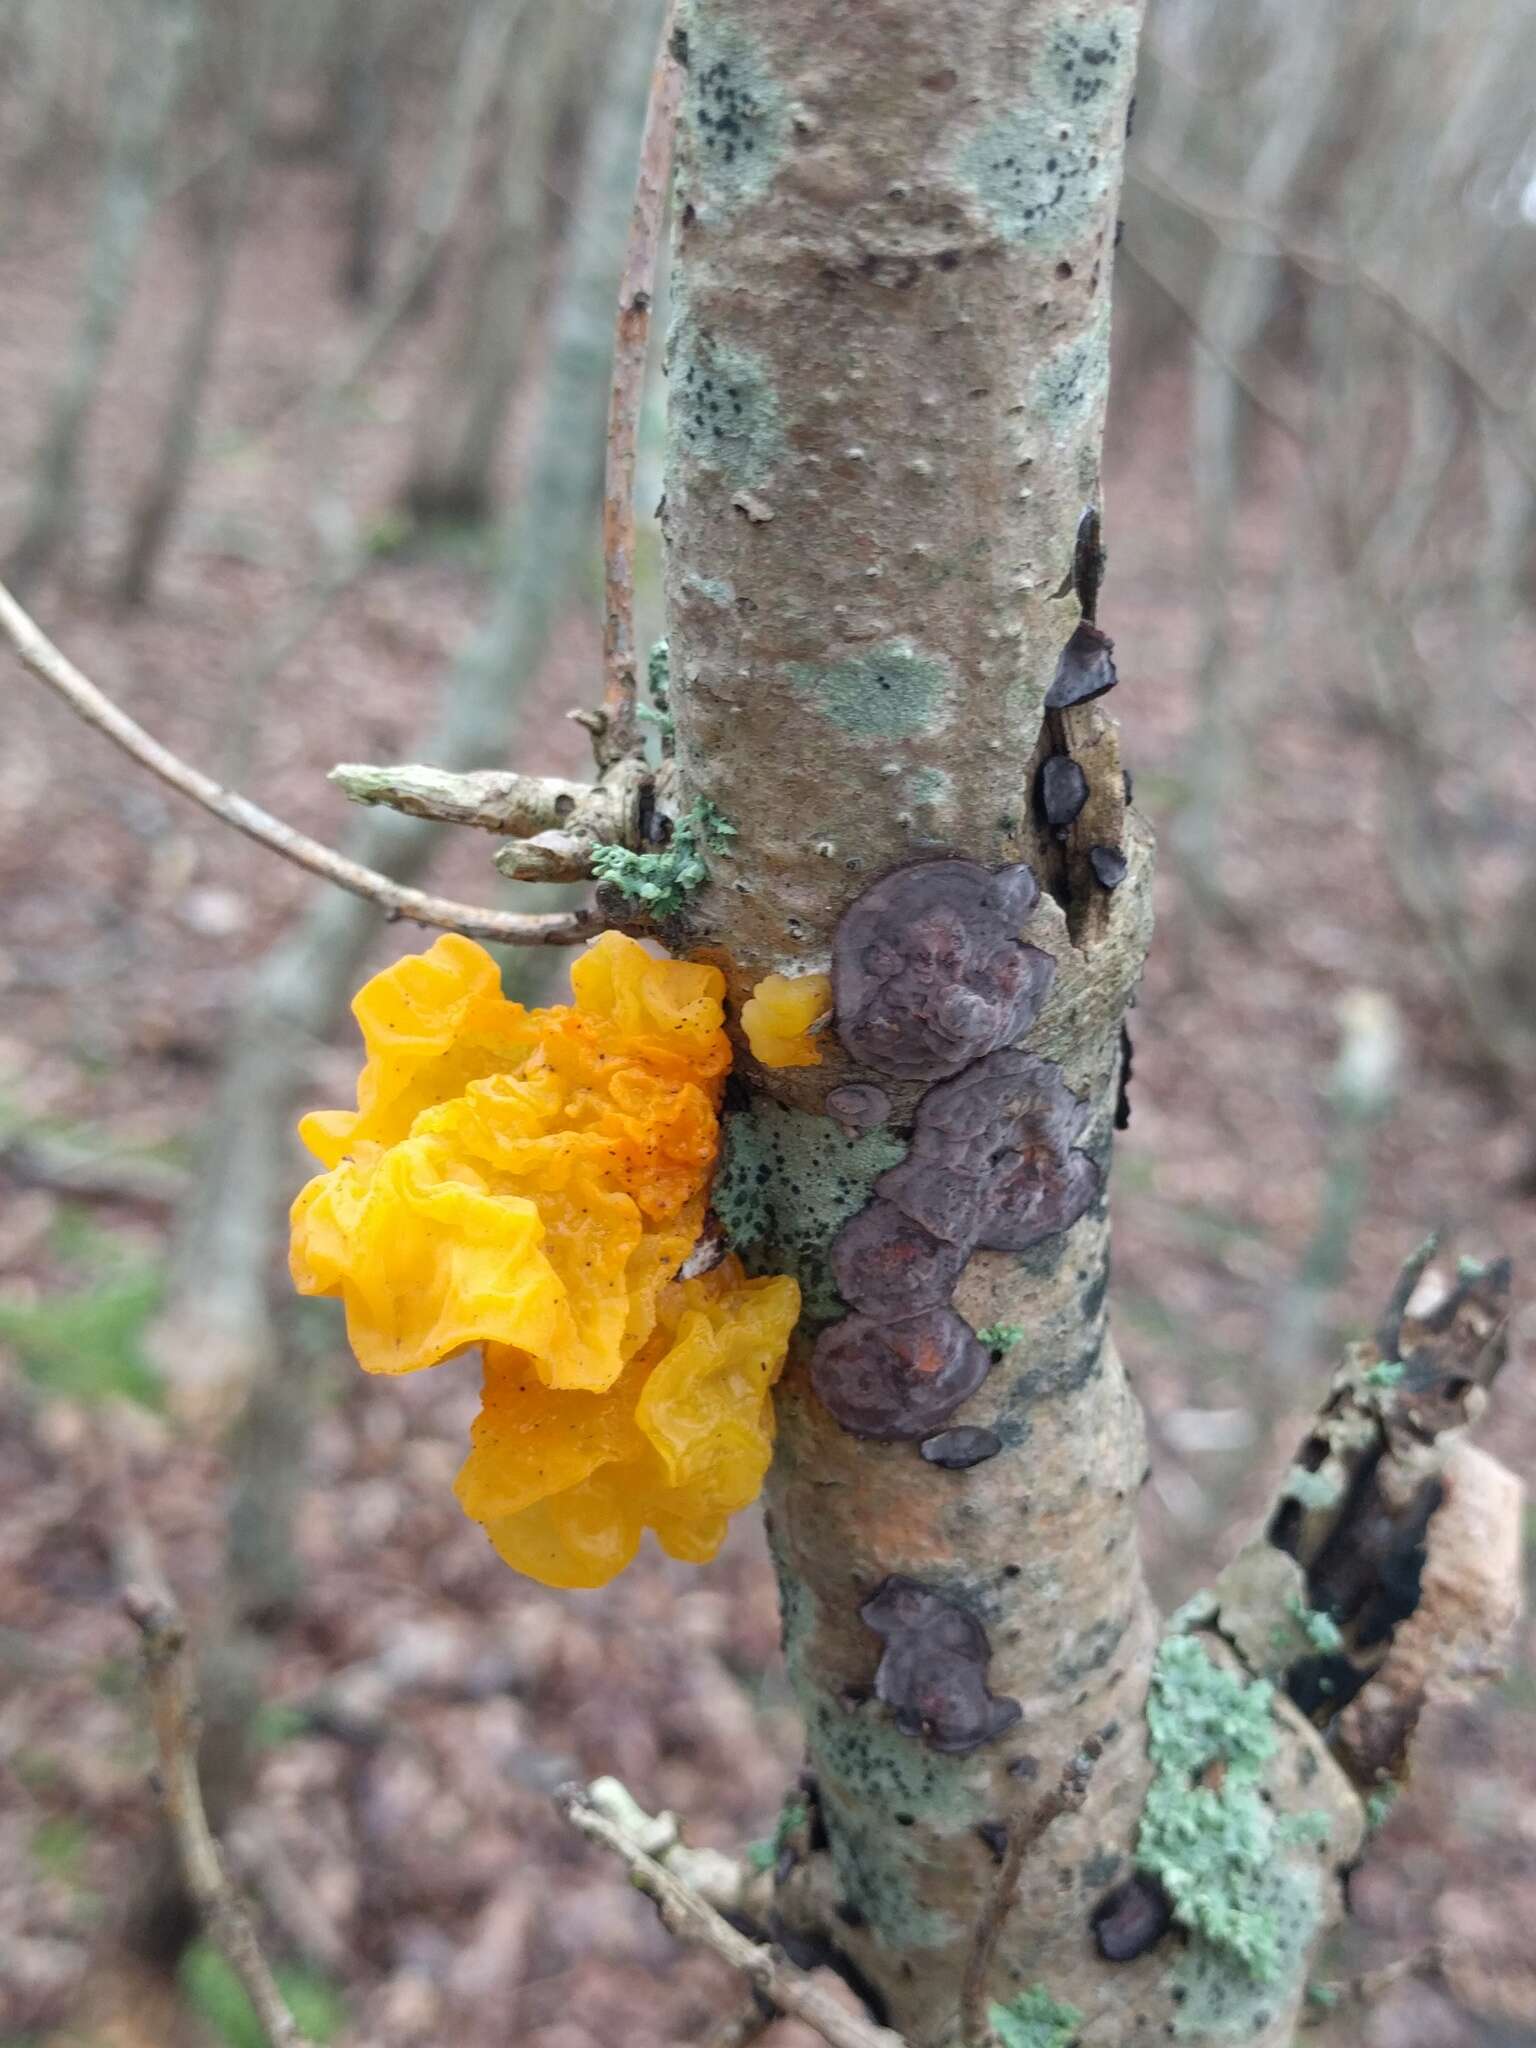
[557,1780,907,2048]
[597,0,681,768]
[0,579,594,946]
[121,1579,315,2048]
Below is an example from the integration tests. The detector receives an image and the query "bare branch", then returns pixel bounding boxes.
[597,0,682,768]
[0,579,596,947]
[329,757,645,845]
[121,1580,315,2048]
[557,1778,908,2048]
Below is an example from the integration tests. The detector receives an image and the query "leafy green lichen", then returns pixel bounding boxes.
[590,799,735,918]
[1286,1597,1345,1655]
[1279,1465,1342,1511]
[1171,1864,1322,2041]
[989,1985,1083,2048]
[976,1323,1026,1356]
[1363,1358,1405,1388]
[1137,1636,1284,1980]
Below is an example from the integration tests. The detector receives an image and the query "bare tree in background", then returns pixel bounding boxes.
[6,0,192,593]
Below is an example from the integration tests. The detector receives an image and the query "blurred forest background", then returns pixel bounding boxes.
[1,1,1534,2044]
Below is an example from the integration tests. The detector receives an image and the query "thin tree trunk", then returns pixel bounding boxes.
[655,5,1502,2040]
[5,0,193,593]
[116,0,280,609]
[398,0,572,526]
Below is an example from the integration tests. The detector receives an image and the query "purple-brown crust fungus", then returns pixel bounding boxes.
[825,1082,892,1133]
[1090,1873,1173,1963]
[810,1307,992,1440]
[859,1575,1023,1754]
[875,1048,1100,1253]
[1045,620,1118,709]
[919,1426,1002,1469]
[830,1200,967,1317]
[831,860,1053,1081]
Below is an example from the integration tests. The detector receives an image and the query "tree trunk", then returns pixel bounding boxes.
[656,4,1488,2040]
[116,0,279,609]
[5,0,193,593]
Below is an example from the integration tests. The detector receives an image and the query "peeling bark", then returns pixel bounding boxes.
[657,6,1519,2043]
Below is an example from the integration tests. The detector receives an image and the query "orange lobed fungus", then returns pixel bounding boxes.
[289,930,800,1587]
[741,969,832,1068]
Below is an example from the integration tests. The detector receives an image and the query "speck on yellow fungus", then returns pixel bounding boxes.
[741,970,832,1068]
[289,930,800,1588]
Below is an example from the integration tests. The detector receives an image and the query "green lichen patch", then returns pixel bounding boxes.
[1279,1464,1341,1511]
[989,1985,1083,2048]
[1037,11,1141,115]
[784,643,955,742]
[1029,298,1111,448]
[1137,1635,1289,1981]
[1286,1596,1344,1656]
[1363,1358,1405,1387]
[712,1100,906,1321]
[679,5,789,217]
[590,799,734,918]
[1170,1864,1322,2041]
[668,322,783,489]
[976,1322,1026,1357]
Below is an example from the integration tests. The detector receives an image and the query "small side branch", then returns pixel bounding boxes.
[0,579,595,947]
[122,1579,315,2048]
[557,1779,908,2048]
[597,0,682,768]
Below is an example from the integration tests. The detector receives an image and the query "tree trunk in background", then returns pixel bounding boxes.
[662,4,1373,2038]
[115,0,280,609]
[5,0,192,593]
[399,0,573,526]
[332,0,397,304]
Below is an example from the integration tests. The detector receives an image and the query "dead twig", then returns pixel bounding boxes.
[959,1741,1101,2046]
[597,0,682,768]
[0,577,597,948]
[557,1778,907,2048]
[122,1578,315,2048]
[1300,1941,1451,2026]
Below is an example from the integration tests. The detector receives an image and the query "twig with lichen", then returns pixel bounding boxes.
[556,1778,908,2048]
[0,577,593,947]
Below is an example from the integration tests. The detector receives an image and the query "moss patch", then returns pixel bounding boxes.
[784,642,955,741]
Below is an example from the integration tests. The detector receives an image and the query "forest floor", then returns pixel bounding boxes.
[2,126,1535,2048]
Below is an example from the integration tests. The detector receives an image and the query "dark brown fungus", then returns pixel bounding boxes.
[1091,1873,1173,1963]
[1072,504,1105,624]
[1088,844,1127,890]
[825,1082,892,1133]
[832,859,1053,1081]
[811,1307,992,1439]
[830,1200,967,1317]
[1045,620,1118,709]
[1114,1022,1133,1132]
[1039,754,1089,830]
[859,1574,1023,1754]
[876,1048,1099,1252]
[919,1425,1002,1469]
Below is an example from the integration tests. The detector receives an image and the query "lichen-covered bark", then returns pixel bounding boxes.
[657,5,1450,2043]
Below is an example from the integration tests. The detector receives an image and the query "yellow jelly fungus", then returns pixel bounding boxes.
[288,930,802,1589]
[741,970,832,1069]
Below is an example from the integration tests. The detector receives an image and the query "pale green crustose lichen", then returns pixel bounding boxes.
[1279,1465,1342,1511]
[784,642,955,742]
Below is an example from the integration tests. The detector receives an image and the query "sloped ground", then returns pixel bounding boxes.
[1,133,1534,2048]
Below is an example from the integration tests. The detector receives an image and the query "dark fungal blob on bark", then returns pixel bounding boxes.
[832,859,1053,1081]
[811,1306,992,1439]
[919,1425,1002,1469]
[830,1199,967,1317]
[1091,1873,1173,1962]
[825,1082,892,1133]
[876,1047,1099,1253]
[1045,620,1118,709]
[860,1575,1023,1754]
[1088,844,1128,890]
[1038,754,1089,830]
